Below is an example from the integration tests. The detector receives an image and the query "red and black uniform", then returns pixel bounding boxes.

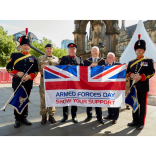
[6,51,38,121]
[126,56,155,125]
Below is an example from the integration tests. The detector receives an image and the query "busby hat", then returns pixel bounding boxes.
[45,44,53,48]
[134,34,146,51]
[67,43,77,48]
[18,28,31,46]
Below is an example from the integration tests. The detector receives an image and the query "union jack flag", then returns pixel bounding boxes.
[44,65,126,107]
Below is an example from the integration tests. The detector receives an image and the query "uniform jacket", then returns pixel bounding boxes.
[59,55,83,65]
[84,57,105,66]
[6,52,38,89]
[126,57,155,92]
[38,54,59,77]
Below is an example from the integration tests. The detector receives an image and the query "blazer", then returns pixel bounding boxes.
[84,57,105,66]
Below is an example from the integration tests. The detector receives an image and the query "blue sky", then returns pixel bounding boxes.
[0,20,144,48]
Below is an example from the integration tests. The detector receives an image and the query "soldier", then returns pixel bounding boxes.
[83,46,105,124]
[59,43,83,123]
[6,28,38,128]
[38,44,58,124]
[126,34,155,130]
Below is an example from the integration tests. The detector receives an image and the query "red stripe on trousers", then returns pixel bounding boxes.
[143,92,148,125]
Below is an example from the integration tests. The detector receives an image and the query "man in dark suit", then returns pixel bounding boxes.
[83,46,105,124]
[59,43,83,123]
[126,34,155,130]
[103,52,121,124]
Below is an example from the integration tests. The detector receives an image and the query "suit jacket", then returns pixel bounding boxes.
[59,55,83,66]
[126,57,155,92]
[84,57,105,66]
[105,61,121,66]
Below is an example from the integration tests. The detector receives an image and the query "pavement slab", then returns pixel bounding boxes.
[0,84,156,136]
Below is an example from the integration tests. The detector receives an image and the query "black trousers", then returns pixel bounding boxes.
[108,108,120,120]
[13,85,31,121]
[87,107,102,119]
[63,106,77,119]
[133,92,148,125]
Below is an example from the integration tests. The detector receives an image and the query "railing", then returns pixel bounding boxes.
[0,68,40,85]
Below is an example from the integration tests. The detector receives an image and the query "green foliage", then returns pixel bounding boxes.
[29,37,68,59]
[0,26,16,67]
[0,27,67,67]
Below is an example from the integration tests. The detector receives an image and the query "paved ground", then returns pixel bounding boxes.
[0,84,156,136]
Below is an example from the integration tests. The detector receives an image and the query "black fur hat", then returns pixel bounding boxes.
[134,34,146,51]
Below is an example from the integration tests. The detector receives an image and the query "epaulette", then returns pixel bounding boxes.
[144,56,152,60]
[130,58,136,61]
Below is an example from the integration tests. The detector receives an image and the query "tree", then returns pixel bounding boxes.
[0,26,16,67]
[29,37,68,59]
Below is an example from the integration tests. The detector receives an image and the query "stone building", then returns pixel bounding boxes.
[73,20,156,62]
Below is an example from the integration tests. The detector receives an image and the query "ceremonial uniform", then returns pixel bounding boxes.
[83,57,105,122]
[38,53,58,120]
[59,43,83,123]
[127,56,155,125]
[127,34,155,129]
[6,29,38,128]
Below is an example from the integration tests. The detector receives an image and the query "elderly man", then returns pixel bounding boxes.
[104,52,121,124]
[83,46,105,124]
[59,43,83,123]
[38,44,59,124]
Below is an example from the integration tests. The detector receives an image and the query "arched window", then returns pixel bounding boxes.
[123,35,124,40]
[120,46,122,50]
[121,36,122,40]
[124,45,126,50]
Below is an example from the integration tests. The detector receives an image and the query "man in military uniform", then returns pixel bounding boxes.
[59,43,83,123]
[38,44,58,124]
[126,34,155,130]
[6,28,38,128]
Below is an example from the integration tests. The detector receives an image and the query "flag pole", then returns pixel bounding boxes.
[0,64,34,112]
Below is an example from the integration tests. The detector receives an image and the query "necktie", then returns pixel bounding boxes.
[94,58,97,62]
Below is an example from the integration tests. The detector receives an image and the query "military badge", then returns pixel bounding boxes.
[142,62,148,66]
[29,58,34,63]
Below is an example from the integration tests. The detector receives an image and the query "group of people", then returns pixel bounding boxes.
[6,31,155,131]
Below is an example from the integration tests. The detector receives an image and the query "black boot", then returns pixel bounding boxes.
[14,120,20,128]
[22,118,32,125]
[127,121,138,126]
[61,117,68,123]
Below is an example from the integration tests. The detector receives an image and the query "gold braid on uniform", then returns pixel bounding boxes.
[86,58,103,64]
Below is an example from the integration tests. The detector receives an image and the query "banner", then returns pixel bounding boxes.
[9,85,31,114]
[44,65,126,108]
[125,86,139,113]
